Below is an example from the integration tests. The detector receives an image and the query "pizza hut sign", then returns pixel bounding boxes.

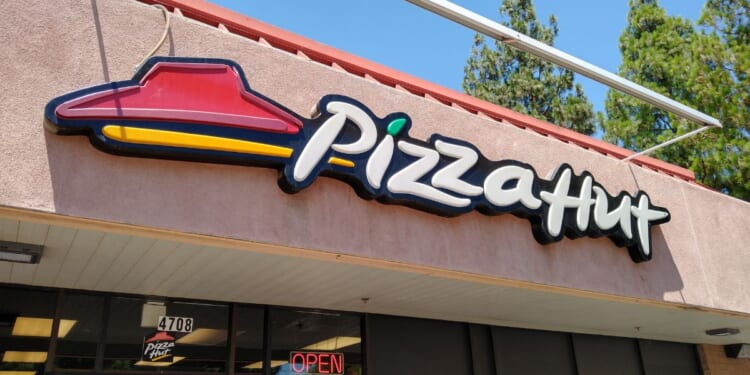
[141,331,175,363]
[45,57,670,263]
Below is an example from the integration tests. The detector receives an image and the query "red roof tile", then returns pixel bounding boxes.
[139,0,696,182]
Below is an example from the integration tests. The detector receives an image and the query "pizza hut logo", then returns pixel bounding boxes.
[142,331,175,363]
[45,57,669,262]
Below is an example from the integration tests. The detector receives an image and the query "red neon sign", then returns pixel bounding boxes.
[289,351,344,374]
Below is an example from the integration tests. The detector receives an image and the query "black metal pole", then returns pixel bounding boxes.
[44,289,64,374]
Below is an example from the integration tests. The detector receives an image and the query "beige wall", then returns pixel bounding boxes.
[1,0,750,323]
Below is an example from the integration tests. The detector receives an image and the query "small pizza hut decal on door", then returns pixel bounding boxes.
[142,331,175,363]
[45,57,669,262]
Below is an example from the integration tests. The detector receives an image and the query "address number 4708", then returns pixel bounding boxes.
[157,315,194,333]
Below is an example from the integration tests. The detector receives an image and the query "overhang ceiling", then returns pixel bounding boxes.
[0,213,748,346]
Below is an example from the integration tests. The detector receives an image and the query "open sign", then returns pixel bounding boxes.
[289,351,344,374]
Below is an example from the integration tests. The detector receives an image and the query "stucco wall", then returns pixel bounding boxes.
[1,0,749,316]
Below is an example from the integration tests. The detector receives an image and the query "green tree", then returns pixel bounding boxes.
[463,0,596,135]
[604,0,749,200]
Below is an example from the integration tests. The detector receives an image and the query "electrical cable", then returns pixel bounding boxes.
[136,4,171,71]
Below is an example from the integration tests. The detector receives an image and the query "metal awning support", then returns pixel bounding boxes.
[406,0,722,160]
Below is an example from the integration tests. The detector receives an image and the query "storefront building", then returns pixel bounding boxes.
[1,0,749,374]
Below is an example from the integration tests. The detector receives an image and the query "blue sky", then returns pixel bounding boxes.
[210,0,705,114]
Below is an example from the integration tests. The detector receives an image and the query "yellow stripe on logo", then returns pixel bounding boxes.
[328,157,355,168]
[101,125,355,167]
[102,125,293,158]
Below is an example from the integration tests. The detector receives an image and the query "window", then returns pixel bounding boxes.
[0,286,364,375]
[0,286,57,375]
[492,326,577,375]
[1,284,706,375]
[639,339,701,375]
[234,305,265,373]
[367,314,471,375]
[269,308,362,375]
[103,297,229,372]
[54,292,106,371]
[572,334,643,375]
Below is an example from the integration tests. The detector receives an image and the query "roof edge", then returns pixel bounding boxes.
[139,0,695,182]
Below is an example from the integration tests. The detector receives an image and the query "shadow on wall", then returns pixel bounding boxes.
[43,0,685,306]
[91,0,111,82]
[645,226,685,302]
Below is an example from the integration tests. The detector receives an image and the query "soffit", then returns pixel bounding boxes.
[1,216,748,346]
